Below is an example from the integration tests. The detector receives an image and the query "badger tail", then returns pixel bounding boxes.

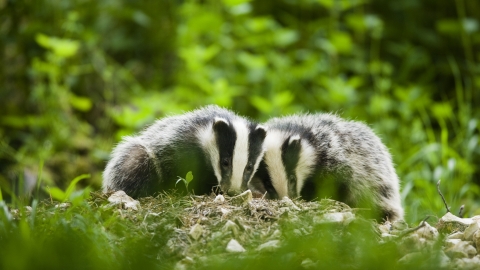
[102,137,160,198]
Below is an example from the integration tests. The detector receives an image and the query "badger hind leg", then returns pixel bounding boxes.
[103,140,160,198]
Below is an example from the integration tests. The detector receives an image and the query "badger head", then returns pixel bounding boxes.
[200,117,266,195]
[252,131,316,199]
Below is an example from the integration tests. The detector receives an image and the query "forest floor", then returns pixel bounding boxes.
[2,190,480,269]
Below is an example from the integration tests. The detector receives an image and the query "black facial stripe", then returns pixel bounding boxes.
[243,125,267,188]
[281,137,302,178]
[255,160,278,199]
[213,119,237,189]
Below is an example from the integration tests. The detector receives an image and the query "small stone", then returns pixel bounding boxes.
[378,221,392,234]
[301,258,317,269]
[445,240,477,259]
[447,232,464,240]
[213,195,225,203]
[189,224,203,240]
[381,233,398,240]
[230,190,253,206]
[270,229,281,239]
[314,212,354,225]
[220,208,231,217]
[437,212,474,234]
[455,256,480,269]
[281,197,301,211]
[392,219,409,231]
[223,220,239,237]
[473,230,480,253]
[107,191,140,210]
[464,221,480,241]
[445,239,462,249]
[55,202,71,209]
[256,240,280,252]
[226,239,245,253]
[415,222,438,240]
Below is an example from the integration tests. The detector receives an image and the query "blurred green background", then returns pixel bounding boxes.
[1,0,479,223]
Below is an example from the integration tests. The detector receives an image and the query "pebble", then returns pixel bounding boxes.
[463,221,480,241]
[107,191,140,210]
[256,240,280,252]
[223,220,239,237]
[189,224,203,240]
[226,239,246,253]
[213,195,225,203]
[414,222,438,240]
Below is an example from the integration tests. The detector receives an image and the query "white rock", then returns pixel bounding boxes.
[189,224,203,240]
[381,233,398,240]
[55,202,71,209]
[445,240,477,259]
[230,190,253,206]
[314,212,355,225]
[378,221,392,234]
[464,221,480,241]
[445,239,462,249]
[474,230,480,253]
[455,256,480,269]
[447,232,464,239]
[223,220,239,237]
[226,239,246,253]
[414,222,438,240]
[220,207,231,217]
[270,229,281,239]
[213,195,225,203]
[256,240,280,252]
[301,258,317,269]
[281,197,301,211]
[107,191,140,210]
[437,212,474,233]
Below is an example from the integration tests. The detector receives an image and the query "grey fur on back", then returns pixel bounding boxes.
[103,105,265,198]
[259,113,404,221]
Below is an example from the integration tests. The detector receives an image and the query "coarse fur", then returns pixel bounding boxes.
[249,113,404,221]
[103,105,266,198]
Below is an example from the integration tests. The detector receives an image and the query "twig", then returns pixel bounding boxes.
[458,205,465,218]
[437,180,450,213]
[399,216,431,237]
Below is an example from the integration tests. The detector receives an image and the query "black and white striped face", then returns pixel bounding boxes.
[199,117,266,195]
[253,131,316,199]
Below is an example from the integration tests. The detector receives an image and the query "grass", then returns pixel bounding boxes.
[0,191,452,270]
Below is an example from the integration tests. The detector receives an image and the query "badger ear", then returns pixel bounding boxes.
[287,135,302,152]
[253,125,267,141]
[213,117,229,133]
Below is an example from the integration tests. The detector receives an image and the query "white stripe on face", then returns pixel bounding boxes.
[296,140,317,195]
[264,130,289,198]
[230,119,249,192]
[197,120,223,184]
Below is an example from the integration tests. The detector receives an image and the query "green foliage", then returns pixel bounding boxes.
[176,171,195,191]
[45,174,91,205]
[1,0,479,225]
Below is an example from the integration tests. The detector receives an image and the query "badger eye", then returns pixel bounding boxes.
[246,163,253,172]
[222,157,231,168]
[288,175,296,182]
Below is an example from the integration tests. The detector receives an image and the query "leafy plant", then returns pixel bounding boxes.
[44,174,91,205]
[176,171,194,191]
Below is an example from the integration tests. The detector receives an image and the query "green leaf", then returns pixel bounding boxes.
[46,187,66,201]
[222,0,251,7]
[69,94,92,112]
[64,174,90,201]
[35,33,80,58]
[186,171,194,184]
[176,177,186,187]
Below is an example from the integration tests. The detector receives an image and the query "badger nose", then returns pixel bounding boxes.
[226,189,240,196]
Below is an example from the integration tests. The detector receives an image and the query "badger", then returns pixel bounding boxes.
[103,105,267,198]
[249,113,404,221]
